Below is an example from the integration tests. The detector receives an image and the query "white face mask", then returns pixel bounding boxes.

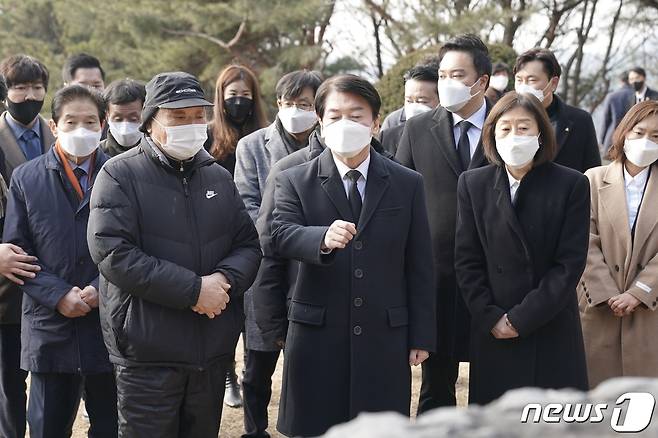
[278,107,318,134]
[109,121,142,147]
[322,119,372,159]
[57,127,101,157]
[438,78,481,113]
[624,137,658,168]
[489,75,509,92]
[153,119,208,161]
[404,102,433,120]
[496,135,540,168]
[515,82,551,102]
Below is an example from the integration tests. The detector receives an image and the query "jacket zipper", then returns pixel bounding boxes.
[181,164,205,371]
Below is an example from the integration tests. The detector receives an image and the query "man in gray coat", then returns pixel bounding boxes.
[233,69,322,438]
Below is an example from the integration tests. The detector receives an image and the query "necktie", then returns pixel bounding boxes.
[73,167,88,193]
[457,120,472,171]
[21,130,42,161]
[346,170,362,223]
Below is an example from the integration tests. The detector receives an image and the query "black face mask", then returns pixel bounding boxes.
[632,81,645,92]
[6,99,44,126]
[224,96,253,125]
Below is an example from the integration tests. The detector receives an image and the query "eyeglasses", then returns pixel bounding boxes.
[280,101,314,111]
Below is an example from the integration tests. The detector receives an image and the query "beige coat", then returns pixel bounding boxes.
[579,161,658,388]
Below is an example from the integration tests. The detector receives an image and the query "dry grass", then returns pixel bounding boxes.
[68,337,469,437]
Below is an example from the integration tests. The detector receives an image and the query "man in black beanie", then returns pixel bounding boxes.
[87,71,262,437]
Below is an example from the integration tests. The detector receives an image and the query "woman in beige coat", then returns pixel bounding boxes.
[580,100,658,388]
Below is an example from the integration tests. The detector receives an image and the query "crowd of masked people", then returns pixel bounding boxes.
[0,34,656,438]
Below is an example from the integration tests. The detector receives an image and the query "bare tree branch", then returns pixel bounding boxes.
[163,20,247,52]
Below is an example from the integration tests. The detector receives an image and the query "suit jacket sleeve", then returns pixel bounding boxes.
[580,174,620,306]
[234,137,261,223]
[506,175,591,336]
[395,123,415,169]
[87,165,202,310]
[405,174,437,351]
[271,171,334,265]
[211,181,262,298]
[2,174,72,310]
[598,96,612,145]
[455,173,507,334]
[581,113,602,171]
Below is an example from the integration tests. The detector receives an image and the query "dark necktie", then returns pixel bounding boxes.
[73,167,87,193]
[457,120,472,171]
[21,130,42,161]
[346,170,362,223]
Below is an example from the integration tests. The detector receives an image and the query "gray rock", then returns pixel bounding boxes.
[319,378,658,437]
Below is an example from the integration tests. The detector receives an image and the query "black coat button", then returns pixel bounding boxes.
[353,325,362,335]
[587,298,592,303]
[585,292,590,298]
[615,265,620,272]
[638,264,644,271]
[354,297,363,307]
[354,241,363,250]
[354,269,363,279]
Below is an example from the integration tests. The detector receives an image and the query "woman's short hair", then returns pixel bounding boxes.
[482,91,557,166]
[608,100,658,161]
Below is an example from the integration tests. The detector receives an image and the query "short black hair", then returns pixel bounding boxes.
[416,55,441,72]
[62,53,105,83]
[492,62,510,75]
[0,76,7,102]
[514,48,562,79]
[629,66,646,78]
[0,54,49,90]
[51,85,107,124]
[619,70,629,84]
[438,34,492,79]
[403,65,439,83]
[276,70,324,100]
[315,74,381,119]
[103,78,146,106]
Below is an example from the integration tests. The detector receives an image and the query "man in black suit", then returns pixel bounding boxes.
[379,65,439,156]
[598,71,633,152]
[513,48,601,172]
[395,34,492,412]
[628,66,658,107]
[271,74,435,437]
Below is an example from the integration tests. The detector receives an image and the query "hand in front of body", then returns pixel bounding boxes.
[608,292,641,317]
[409,349,429,366]
[322,220,357,251]
[79,286,99,308]
[491,313,519,339]
[0,243,40,285]
[57,287,92,318]
[192,272,231,319]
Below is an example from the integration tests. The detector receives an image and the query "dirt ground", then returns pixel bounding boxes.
[67,336,469,437]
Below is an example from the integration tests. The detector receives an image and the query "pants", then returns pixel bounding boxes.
[0,324,27,438]
[417,355,459,414]
[28,371,117,438]
[241,349,280,438]
[115,360,230,438]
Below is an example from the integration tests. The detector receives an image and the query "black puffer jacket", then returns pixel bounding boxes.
[88,137,262,369]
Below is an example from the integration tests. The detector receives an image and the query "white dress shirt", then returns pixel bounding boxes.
[331,152,370,201]
[624,165,650,231]
[452,101,487,157]
[636,86,648,104]
[506,167,522,203]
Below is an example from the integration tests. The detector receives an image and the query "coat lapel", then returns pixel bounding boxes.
[0,112,27,176]
[493,166,531,257]
[429,108,461,176]
[356,150,390,234]
[317,148,353,221]
[631,163,658,261]
[599,161,633,258]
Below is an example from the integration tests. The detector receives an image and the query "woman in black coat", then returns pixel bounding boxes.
[455,92,590,405]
